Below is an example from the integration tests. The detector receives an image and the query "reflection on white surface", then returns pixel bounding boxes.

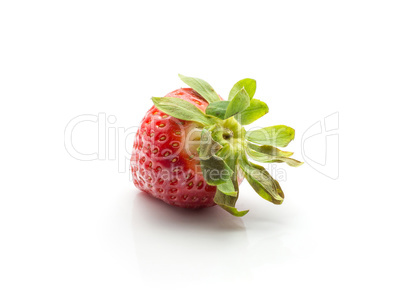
[130,190,295,282]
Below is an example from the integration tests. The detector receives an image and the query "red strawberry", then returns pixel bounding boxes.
[130,74,303,216]
[131,88,218,208]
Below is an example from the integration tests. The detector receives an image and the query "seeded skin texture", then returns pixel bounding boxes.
[130,88,217,208]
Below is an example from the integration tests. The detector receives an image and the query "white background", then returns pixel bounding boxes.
[1,1,402,292]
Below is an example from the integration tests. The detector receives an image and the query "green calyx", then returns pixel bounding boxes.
[151,74,303,217]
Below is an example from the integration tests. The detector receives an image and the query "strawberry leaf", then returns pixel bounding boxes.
[247,142,293,157]
[152,97,216,125]
[225,88,250,119]
[199,129,222,158]
[235,99,269,125]
[200,156,233,186]
[247,148,303,167]
[240,157,285,204]
[246,125,295,147]
[247,142,303,167]
[229,78,256,101]
[178,74,221,104]
[199,129,233,185]
[269,157,303,167]
[217,180,237,197]
[205,101,230,120]
[214,189,249,217]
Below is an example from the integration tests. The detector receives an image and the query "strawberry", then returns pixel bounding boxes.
[130,74,303,216]
[131,88,218,209]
